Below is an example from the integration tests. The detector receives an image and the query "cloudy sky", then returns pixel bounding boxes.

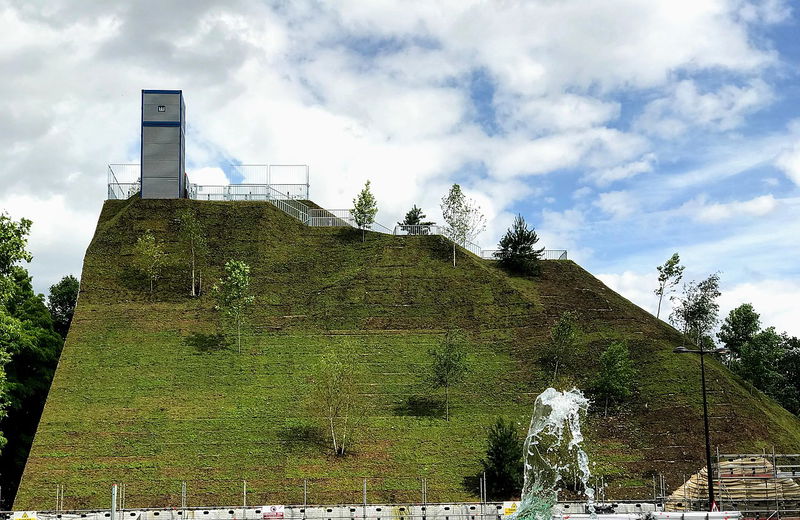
[2,0,799,335]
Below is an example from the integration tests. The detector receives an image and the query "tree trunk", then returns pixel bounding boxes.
[452,243,456,267]
[656,292,663,319]
[190,244,196,297]
[604,396,609,417]
[445,385,450,421]
[329,412,338,455]
[553,358,559,381]
[237,321,241,354]
[362,227,365,243]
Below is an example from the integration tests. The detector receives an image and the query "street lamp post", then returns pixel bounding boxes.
[673,345,728,511]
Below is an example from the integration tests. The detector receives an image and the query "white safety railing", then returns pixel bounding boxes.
[481,249,568,260]
[108,182,140,200]
[105,164,567,260]
[269,184,309,199]
[394,224,442,236]
[308,209,355,227]
[107,164,141,200]
[187,183,309,222]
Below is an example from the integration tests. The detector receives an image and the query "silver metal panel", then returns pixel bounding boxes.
[143,160,180,178]
[142,93,182,107]
[142,126,180,144]
[142,103,181,121]
[142,177,181,199]
[143,142,179,162]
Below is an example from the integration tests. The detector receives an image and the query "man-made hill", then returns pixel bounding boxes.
[14,199,800,509]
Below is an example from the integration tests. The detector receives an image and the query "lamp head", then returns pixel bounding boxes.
[673,346,690,353]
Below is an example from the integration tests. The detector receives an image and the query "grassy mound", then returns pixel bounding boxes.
[14,199,800,509]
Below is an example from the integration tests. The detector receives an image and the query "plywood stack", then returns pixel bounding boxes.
[666,457,800,511]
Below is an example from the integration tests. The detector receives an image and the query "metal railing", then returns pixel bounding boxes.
[308,209,355,227]
[269,184,309,199]
[107,164,141,200]
[187,183,310,222]
[231,165,309,199]
[394,224,442,236]
[104,164,568,261]
[108,182,140,200]
[480,249,568,260]
[188,184,293,201]
[270,164,309,197]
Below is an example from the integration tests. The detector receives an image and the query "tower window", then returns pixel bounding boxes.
[158,105,166,112]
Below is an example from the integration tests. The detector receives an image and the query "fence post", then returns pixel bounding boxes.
[363,479,367,520]
[111,484,118,520]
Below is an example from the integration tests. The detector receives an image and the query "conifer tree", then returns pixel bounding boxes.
[496,214,545,275]
[481,418,523,500]
[398,205,434,234]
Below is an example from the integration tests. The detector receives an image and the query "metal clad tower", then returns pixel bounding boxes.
[141,89,185,198]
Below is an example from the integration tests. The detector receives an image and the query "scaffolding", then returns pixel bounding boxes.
[666,450,800,518]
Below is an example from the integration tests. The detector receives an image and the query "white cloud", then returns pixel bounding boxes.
[719,279,800,337]
[594,190,638,219]
[587,153,656,186]
[0,0,792,298]
[187,167,229,185]
[0,194,98,292]
[680,194,780,222]
[776,142,800,186]
[598,271,800,337]
[496,93,620,134]
[637,79,773,138]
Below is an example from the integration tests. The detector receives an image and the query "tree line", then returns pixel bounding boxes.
[0,212,79,508]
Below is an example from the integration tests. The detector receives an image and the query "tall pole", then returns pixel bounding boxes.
[111,484,118,520]
[700,350,716,510]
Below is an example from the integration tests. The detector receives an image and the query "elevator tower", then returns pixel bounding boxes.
[140,89,186,198]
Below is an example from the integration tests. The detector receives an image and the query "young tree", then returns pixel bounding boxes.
[440,184,486,267]
[735,327,783,387]
[592,341,637,415]
[669,273,721,347]
[541,311,580,381]
[496,214,545,275]
[177,208,209,296]
[0,213,32,304]
[429,329,470,421]
[309,342,362,456]
[717,303,761,361]
[398,205,434,234]
[132,230,165,295]
[481,417,523,500]
[0,212,47,460]
[1,269,62,487]
[47,275,79,338]
[654,253,685,319]
[213,260,254,353]
[351,180,378,242]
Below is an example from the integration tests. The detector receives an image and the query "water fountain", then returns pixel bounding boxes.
[513,388,740,520]
[514,388,594,520]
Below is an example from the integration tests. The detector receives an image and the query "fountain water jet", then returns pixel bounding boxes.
[513,388,594,520]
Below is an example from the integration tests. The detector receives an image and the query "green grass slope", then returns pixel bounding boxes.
[14,199,800,509]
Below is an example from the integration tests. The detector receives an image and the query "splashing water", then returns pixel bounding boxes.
[514,388,594,520]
